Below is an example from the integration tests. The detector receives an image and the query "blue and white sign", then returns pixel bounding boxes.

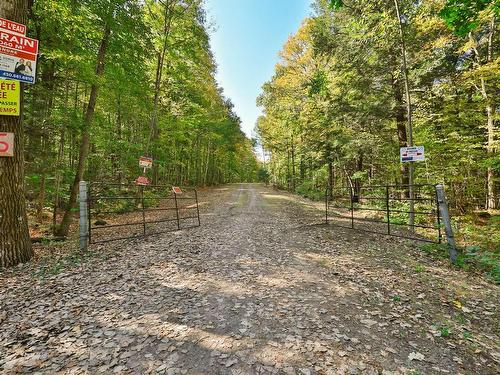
[400,146,425,162]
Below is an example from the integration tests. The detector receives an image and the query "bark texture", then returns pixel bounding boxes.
[0,0,33,268]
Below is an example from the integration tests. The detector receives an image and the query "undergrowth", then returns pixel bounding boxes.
[419,242,499,284]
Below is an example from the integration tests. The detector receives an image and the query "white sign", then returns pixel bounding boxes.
[0,132,14,157]
[0,22,38,84]
[139,156,153,169]
[400,146,425,162]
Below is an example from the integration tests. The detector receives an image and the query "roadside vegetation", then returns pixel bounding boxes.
[256,0,499,281]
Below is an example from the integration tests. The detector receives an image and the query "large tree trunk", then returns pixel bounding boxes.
[0,0,33,267]
[56,23,111,237]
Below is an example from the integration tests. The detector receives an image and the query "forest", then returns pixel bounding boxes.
[1,2,499,373]
[0,0,498,274]
[257,0,499,272]
[0,0,260,267]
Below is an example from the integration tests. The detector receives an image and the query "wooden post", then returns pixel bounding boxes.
[173,192,180,230]
[435,184,458,263]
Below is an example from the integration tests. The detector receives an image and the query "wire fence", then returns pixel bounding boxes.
[87,183,200,244]
[325,184,442,244]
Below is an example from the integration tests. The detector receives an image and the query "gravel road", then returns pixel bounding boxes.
[1,183,498,375]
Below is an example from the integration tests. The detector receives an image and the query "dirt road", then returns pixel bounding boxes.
[1,184,498,374]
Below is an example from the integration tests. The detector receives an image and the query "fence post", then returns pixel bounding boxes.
[173,192,181,230]
[435,184,458,264]
[325,187,329,224]
[140,186,146,236]
[79,181,88,252]
[194,189,201,226]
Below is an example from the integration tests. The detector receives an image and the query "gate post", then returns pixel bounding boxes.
[325,187,329,224]
[435,184,458,264]
[173,192,181,230]
[194,189,201,226]
[79,181,88,252]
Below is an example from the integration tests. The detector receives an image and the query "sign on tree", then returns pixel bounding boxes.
[0,79,20,115]
[0,19,39,84]
[0,132,14,157]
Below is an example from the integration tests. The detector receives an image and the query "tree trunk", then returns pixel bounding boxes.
[149,0,176,185]
[392,73,409,189]
[37,173,46,222]
[0,0,33,267]
[486,104,496,209]
[354,152,363,198]
[56,23,111,237]
[394,0,415,227]
[52,81,68,234]
[486,16,496,209]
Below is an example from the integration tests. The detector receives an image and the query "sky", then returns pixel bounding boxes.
[205,0,312,138]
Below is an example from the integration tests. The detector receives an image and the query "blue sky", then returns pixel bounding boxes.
[205,0,312,138]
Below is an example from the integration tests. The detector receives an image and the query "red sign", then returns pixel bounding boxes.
[135,176,150,186]
[0,132,14,157]
[0,29,38,84]
[0,31,38,55]
[172,186,182,194]
[0,18,26,36]
[139,156,153,169]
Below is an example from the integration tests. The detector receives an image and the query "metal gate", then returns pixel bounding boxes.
[325,184,444,244]
[86,183,200,244]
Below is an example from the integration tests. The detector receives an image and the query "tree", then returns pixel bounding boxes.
[0,0,33,267]
[260,0,497,213]
[56,0,147,236]
[56,1,115,237]
[440,0,499,36]
[0,0,258,266]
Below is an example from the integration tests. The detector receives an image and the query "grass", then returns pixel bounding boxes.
[419,242,499,284]
[462,331,473,340]
[439,326,450,338]
[414,264,426,273]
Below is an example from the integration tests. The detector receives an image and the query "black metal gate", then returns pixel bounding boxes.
[325,184,442,243]
[87,183,200,244]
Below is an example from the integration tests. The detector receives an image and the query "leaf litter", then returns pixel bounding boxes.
[0,184,499,374]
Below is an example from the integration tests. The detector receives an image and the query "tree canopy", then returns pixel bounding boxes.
[260,0,498,211]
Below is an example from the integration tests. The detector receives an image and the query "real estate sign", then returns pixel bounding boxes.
[0,24,38,84]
